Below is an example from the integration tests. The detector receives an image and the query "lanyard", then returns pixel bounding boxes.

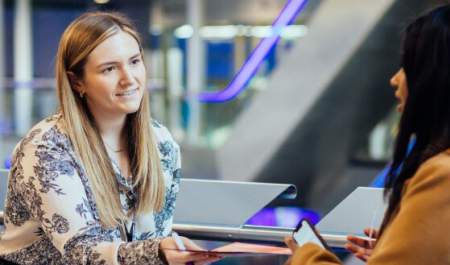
[119,220,135,242]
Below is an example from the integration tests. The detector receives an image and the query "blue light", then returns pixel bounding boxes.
[198,0,309,103]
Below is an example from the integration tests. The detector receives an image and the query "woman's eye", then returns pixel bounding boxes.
[102,66,115,74]
[131,58,141,65]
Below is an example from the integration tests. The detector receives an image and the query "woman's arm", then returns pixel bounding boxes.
[286,154,450,265]
[366,157,450,265]
[285,238,341,265]
[15,133,166,265]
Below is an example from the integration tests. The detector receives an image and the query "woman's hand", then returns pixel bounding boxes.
[345,228,378,262]
[283,236,299,265]
[284,236,299,253]
[160,236,222,265]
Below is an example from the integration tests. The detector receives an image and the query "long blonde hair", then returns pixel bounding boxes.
[55,12,165,228]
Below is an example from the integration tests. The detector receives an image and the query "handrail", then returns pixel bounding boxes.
[198,0,309,102]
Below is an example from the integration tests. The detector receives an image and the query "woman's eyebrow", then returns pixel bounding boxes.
[129,53,141,60]
[96,53,141,68]
[96,61,119,69]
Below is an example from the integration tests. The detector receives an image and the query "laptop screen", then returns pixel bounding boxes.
[174,178,296,228]
[316,187,387,236]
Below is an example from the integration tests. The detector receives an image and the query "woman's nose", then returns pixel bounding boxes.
[119,67,134,86]
[390,70,400,88]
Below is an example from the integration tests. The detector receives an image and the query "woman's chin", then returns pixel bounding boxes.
[124,107,140,114]
[118,102,141,114]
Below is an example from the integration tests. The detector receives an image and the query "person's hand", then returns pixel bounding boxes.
[283,236,298,265]
[160,236,222,265]
[345,228,379,262]
[284,236,298,253]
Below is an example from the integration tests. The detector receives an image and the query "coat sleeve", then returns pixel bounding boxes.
[366,156,450,265]
[288,243,341,265]
[288,154,450,265]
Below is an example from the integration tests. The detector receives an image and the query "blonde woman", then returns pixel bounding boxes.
[0,12,218,265]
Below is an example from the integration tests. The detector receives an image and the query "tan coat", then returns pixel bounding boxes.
[289,149,450,265]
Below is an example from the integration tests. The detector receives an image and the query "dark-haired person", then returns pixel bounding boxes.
[0,12,219,265]
[285,5,450,265]
[343,67,409,262]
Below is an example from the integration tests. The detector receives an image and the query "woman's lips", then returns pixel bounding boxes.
[116,88,138,97]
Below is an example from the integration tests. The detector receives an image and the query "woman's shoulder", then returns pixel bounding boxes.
[419,148,450,170]
[150,119,178,145]
[13,113,70,153]
[409,148,450,187]
[150,119,166,134]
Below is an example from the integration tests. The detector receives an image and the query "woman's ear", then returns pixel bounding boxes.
[66,71,84,94]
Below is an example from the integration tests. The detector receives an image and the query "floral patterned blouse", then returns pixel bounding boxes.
[0,114,181,265]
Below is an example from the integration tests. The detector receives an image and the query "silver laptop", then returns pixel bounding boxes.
[317,187,387,246]
[174,178,296,228]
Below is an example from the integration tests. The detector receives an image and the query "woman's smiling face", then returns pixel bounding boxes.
[78,29,146,119]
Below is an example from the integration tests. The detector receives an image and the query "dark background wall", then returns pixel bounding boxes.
[3,0,151,78]
[258,0,448,214]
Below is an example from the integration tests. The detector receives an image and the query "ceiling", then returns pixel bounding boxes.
[4,0,322,26]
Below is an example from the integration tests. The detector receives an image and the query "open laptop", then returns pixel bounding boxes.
[174,178,296,228]
[173,178,297,243]
[316,187,387,247]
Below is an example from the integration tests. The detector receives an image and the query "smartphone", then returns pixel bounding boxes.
[292,219,328,249]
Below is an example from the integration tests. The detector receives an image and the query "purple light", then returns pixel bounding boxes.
[245,207,321,227]
[4,157,12,169]
[199,0,308,103]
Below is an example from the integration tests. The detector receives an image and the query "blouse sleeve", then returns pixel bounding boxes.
[15,131,166,265]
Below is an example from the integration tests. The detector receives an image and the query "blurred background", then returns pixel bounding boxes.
[0,0,448,263]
